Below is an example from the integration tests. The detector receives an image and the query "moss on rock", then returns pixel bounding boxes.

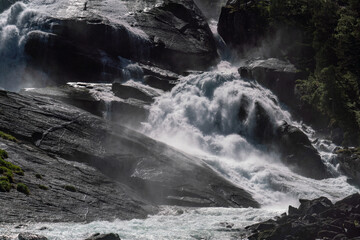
[64,185,76,192]
[0,131,18,142]
[17,183,30,195]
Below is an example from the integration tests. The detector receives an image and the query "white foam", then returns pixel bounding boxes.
[142,61,358,208]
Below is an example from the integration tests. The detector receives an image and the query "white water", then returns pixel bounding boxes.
[0,0,151,90]
[0,2,359,240]
[1,63,357,240]
[142,61,357,209]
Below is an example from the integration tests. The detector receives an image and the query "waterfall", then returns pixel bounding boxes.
[142,61,357,208]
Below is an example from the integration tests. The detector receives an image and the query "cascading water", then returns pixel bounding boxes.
[0,2,42,90]
[0,2,359,240]
[142,61,357,208]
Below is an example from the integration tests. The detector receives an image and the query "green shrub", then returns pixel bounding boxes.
[0,131,18,142]
[0,158,24,176]
[16,183,30,195]
[35,174,43,179]
[0,179,11,192]
[38,185,49,190]
[64,185,76,192]
[0,149,8,159]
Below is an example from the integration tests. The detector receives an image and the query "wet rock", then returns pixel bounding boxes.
[239,58,303,109]
[143,75,177,92]
[247,194,360,240]
[134,0,219,73]
[0,236,11,240]
[85,233,121,240]
[0,0,16,13]
[24,0,218,84]
[298,197,333,215]
[336,148,360,187]
[21,83,151,128]
[112,83,154,103]
[275,121,329,179]
[0,90,259,223]
[218,0,268,50]
[18,233,48,240]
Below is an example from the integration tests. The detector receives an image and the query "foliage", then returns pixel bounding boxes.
[0,131,18,142]
[38,184,49,190]
[0,148,27,193]
[35,174,43,179]
[17,183,30,195]
[0,179,11,192]
[247,0,360,144]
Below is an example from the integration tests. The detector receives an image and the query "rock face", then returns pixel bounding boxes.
[0,90,259,222]
[22,0,218,85]
[274,121,329,180]
[246,193,360,240]
[218,0,268,50]
[193,0,228,19]
[21,81,160,128]
[245,101,329,180]
[336,148,360,186]
[239,58,303,109]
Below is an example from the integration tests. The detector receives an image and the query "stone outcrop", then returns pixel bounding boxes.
[239,58,303,109]
[0,89,259,222]
[22,0,218,85]
[336,148,360,187]
[245,193,360,240]
[218,0,268,50]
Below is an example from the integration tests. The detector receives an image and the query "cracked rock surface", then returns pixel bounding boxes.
[0,90,259,223]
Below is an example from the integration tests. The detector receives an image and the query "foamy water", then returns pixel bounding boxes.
[0,2,359,240]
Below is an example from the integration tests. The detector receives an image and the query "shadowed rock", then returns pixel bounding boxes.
[246,194,360,240]
[0,90,259,223]
[23,0,218,85]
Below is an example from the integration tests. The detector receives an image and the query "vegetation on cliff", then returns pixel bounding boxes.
[0,148,28,194]
[221,0,360,145]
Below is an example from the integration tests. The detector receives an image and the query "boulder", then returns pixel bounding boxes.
[275,121,330,179]
[85,233,121,240]
[243,104,329,179]
[18,233,48,240]
[239,58,303,109]
[0,89,259,223]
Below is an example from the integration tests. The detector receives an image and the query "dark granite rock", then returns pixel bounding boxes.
[247,194,360,240]
[23,0,218,85]
[18,233,48,240]
[218,0,268,50]
[336,148,360,187]
[85,233,121,240]
[239,58,304,109]
[0,90,259,223]
[274,121,330,180]
[112,83,154,104]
